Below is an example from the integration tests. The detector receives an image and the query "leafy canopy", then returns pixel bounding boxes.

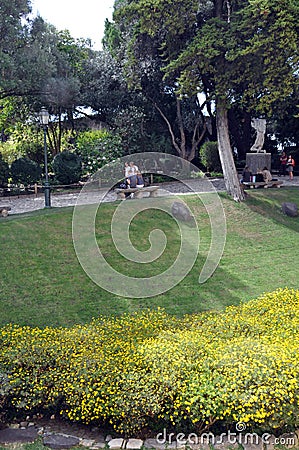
[116,0,299,115]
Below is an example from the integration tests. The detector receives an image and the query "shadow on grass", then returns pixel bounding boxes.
[244,187,299,233]
[1,190,296,328]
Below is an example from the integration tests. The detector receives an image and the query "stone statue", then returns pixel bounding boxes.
[250,118,266,153]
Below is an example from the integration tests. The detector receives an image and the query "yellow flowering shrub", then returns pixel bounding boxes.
[0,289,298,435]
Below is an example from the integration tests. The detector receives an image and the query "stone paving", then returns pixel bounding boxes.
[0,177,299,218]
[0,178,227,216]
[1,176,297,216]
[0,419,298,450]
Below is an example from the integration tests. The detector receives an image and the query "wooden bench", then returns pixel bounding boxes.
[0,206,11,217]
[242,180,283,189]
[114,185,159,200]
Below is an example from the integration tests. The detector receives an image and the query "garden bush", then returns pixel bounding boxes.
[52,151,82,184]
[10,157,41,186]
[0,154,10,186]
[75,130,123,176]
[0,289,298,435]
[199,141,222,173]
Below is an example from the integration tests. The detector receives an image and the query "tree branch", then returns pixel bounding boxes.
[148,97,183,157]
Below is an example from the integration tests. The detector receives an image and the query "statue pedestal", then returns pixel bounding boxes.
[246,153,271,174]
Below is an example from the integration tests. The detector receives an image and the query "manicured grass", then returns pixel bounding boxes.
[0,187,298,328]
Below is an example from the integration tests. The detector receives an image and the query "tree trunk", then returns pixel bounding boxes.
[216,100,245,201]
[228,108,251,160]
[151,97,205,161]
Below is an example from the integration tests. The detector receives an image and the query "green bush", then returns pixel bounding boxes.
[199,141,222,173]
[11,157,41,186]
[0,154,10,186]
[75,130,123,176]
[52,151,82,184]
[0,289,298,435]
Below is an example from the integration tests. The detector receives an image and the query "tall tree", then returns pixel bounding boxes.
[1,11,95,156]
[79,50,132,124]
[109,7,212,162]
[0,4,57,100]
[114,0,299,201]
[39,29,93,155]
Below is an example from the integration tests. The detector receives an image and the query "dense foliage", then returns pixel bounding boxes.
[199,141,222,173]
[10,157,41,185]
[52,151,82,184]
[75,130,123,176]
[0,288,298,435]
[114,0,299,200]
[0,0,298,194]
[0,154,10,186]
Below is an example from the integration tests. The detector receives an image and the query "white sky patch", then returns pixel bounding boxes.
[30,0,114,50]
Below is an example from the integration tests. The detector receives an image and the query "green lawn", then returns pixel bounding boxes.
[0,187,298,328]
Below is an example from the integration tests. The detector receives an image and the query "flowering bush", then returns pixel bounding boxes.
[0,289,298,435]
[75,130,123,176]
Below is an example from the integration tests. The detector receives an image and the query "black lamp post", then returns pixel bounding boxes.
[39,107,51,208]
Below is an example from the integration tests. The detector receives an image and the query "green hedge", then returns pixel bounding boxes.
[0,288,298,435]
[0,154,10,186]
[199,141,222,173]
[52,151,82,184]
[11,157,41,186]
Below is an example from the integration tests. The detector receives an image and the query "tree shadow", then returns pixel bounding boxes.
[244,187,299,233]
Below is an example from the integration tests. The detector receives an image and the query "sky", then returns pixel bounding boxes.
[30,0,115,50]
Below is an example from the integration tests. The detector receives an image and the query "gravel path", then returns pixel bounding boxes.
[0,176,297,216]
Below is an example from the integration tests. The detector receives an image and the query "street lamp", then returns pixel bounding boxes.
[39,107,51,208]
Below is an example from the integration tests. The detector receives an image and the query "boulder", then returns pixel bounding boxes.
[0,427,38,444]
[107,438,125,449]
[43,433,80,449]
[281,202,298,217]
[171,201,194,223]
[126,439,144,449]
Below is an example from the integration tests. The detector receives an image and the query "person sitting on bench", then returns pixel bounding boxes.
[262,166,272,183]
[241,166,252,183]
[136,172,144,187]
[255,168,264,182]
